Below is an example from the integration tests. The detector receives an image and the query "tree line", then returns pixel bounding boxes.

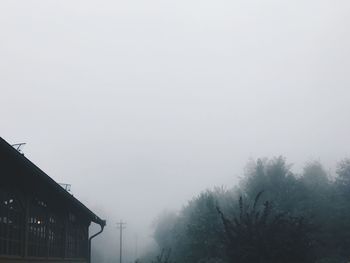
[139,157,350,263]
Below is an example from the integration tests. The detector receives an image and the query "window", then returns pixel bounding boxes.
[76,223,88,258]
[66,212,88,258]
[66,212,77,258]
[0,188,23,256]
[28,198,47,257]
[48,213,64,258]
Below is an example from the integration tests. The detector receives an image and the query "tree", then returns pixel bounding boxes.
[217,192,315,263]
[243,157,301,214]
[336,159,350,191]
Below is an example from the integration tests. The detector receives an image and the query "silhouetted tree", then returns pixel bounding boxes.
[152,249,174,263]
[217,192,315,263]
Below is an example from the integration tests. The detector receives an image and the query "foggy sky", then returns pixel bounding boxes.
[1,0,350,260]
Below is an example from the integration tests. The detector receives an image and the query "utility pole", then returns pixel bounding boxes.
[134,234,138,262]
[117,221,126,263]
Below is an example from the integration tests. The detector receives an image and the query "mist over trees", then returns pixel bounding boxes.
[140,157,350,263]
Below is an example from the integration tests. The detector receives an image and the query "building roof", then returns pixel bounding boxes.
[0,137,106,227]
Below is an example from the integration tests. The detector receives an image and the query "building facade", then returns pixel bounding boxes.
[0,138,106,263]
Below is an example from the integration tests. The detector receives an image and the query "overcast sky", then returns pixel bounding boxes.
[1,0,350,259]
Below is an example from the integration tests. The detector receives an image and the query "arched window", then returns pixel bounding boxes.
[0,188,24,256]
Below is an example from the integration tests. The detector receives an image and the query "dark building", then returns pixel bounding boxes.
[0,138,106,263]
